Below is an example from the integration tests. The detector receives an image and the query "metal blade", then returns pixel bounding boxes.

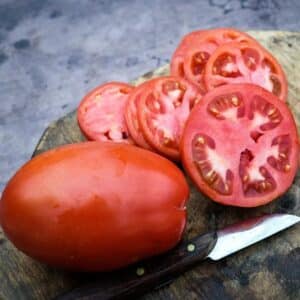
[208,213,300,261]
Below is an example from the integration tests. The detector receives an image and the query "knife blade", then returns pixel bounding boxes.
[208,213,300,260]
[55,213,299,300]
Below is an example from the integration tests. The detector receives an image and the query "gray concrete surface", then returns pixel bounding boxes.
[0,0,299,191]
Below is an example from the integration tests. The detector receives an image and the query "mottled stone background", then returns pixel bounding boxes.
[0,0,299,191]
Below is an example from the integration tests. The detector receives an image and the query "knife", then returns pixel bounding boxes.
[55,213,299,300]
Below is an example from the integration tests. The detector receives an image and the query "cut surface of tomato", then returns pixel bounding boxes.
[77,82,134,143]
[171,28,258,89]
[181,84,299,207]
[125,82,154,150]
[137,76,203,160]
[204,41,287,101]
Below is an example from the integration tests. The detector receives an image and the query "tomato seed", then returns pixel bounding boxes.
[196,136,205,145]
[279,152,286,159]
[267,107,276,116]
[231,96,239,106]
[209,107,220,116]
[242,174,249,182]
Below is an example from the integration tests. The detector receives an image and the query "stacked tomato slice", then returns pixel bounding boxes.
[171,28,257,89]
[77,28,299,207]
[135,77,203,160]
[171,28,287,100]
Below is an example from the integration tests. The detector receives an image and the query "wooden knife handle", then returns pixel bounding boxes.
[55,231,217,300]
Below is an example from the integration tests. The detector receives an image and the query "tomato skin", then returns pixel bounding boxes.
[0,142,188,271]
[181,84,299,207]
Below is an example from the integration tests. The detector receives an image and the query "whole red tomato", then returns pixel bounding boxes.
[0,142,189,271]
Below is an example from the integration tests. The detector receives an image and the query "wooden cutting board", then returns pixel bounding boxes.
[1,31,299,300]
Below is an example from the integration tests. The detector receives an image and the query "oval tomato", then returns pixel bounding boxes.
[171,28,258,89]
[137,76,203,160]
[77,82,134,143]
[204,41,287,101]
[0,142,188,271]
[125,81,154,150]
[181,84,299,207]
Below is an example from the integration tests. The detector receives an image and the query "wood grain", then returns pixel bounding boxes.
[1,31,300,300]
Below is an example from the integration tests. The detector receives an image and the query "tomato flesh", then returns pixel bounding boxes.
[137,77,203,160]
[204,41,287,101]
[0,142,189,271]
[182,84,299,207]
[77,82,134,143]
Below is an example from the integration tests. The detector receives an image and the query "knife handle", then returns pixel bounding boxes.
[55,231,217,300]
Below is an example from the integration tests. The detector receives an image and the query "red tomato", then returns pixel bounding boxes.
[137,76,203,160]
[181,84,299,207]
[171,28,258,89]
[0,142,189,271]
[125,81,154,150]
[77,82,134,143]
[204,41,287,101]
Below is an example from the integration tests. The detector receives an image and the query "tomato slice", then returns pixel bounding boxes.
[125,82,155,150]
[77,82,134,143]
[181,84,299,207]
[204,41,287,101]
[137,77,203,160]
[171,28,258,88]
